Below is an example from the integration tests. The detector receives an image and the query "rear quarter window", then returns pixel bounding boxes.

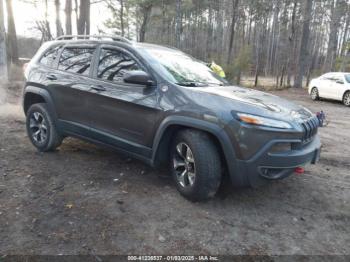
[39,45,62,67]
[58,48,95,76]
[345,74,350,83]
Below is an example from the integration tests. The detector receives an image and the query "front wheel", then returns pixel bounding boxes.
[343,92,350,107]
[311,87,319,101]
[170,129,222,202]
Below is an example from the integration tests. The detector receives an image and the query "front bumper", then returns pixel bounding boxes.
[231,135,321,187]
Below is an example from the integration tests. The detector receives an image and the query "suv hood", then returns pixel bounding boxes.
[194,85,313,121]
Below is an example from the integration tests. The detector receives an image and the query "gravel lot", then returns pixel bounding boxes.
[0,83,349,256]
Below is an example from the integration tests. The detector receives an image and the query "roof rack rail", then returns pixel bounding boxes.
[55,35,132,44]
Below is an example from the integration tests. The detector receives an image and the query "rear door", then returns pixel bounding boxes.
[86,45,160,148]
[51,45,97,132]
[317,73,333,98]
[320,73,337,98]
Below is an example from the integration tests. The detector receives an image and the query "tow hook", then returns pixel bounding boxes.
[294,167,305,175]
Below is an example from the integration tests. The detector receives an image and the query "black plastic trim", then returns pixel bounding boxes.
[58,120,152,162]
[150,116,247,186]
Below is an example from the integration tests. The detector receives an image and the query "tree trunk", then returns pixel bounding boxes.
[65,0,72,35]
[287,0,297,87]
[42,0,52,41]
[294,0,312,88]
[267,0,280,75]
[160,0,167,43]
[125,1,131,38]
[247,7,252,45]
[324,0,343,72]
[120,0,125,37]
[5,0,18,65]
[280,65,286,87]
[340,6,349,57]
[206,1,213,60]
[254,28,261,87]
[237,69,241,85]
[55,0,64,37]
[77,0,90,35]
[86,0,90,34]
[139,4,152,42]
[0,0,8,82]
[77,0,84,34]
[175,0,182,48]
[254,60,259,87]
[227,0,239,65]
[74,0,79,32]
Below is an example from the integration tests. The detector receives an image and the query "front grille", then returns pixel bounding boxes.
[301,117,319,141]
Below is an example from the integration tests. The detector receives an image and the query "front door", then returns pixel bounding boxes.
[86,46,161,150]
[332,75,346,101]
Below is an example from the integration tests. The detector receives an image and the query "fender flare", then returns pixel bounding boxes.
[23,86,58,121]
[151,116,245,186]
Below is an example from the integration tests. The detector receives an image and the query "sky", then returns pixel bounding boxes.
[7,0,113,38]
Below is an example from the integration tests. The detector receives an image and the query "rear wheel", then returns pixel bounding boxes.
[343,91,350,107]
[311,87,319,101]
[26,103,63,152]
[170,129,222,202]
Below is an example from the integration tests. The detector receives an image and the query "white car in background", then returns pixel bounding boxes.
[308,72,350,106]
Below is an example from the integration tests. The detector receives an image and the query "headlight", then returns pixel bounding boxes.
[236,113,293,129]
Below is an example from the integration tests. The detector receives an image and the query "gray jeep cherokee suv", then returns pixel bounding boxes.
[23,35,321,201]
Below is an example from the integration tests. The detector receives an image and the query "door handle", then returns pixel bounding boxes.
[46,74,57,80]
[90,85,106,92]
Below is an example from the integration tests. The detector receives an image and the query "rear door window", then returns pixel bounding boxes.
[333,76,344,84]
[58,47,95,76]
[97,48,141,83]
[321,74,329,80]
[39,45,61,67]
[324,74,337,82]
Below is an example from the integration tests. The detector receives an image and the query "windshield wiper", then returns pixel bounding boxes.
[176,81,223,87]
[176,82,201,87]
[204,82,224,86]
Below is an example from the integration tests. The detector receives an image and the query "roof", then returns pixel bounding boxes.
[52,35,180,53]
[133,42,180,52]
[55,34,132,44]
[326,72,349,75]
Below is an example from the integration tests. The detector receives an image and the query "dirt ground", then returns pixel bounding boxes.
[0,83,349,256]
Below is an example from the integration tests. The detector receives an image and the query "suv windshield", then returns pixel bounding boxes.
[140,46,228,86]
[345,74,350,83]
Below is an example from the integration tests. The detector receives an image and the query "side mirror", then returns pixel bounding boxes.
[123,70,155,86]
[336,80,344,84]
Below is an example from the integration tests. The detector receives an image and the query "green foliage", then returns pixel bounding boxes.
[336,40,350,72]
[224,63,236,82]
[335,56,350,72]
[224,46,253,82]
[101,0,349,86]
[103,0,136,39]
[234,46,253,74]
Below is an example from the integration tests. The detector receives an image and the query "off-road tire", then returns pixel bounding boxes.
[26,103,62,152]
[311,87,319,101]
[170,129,222,202]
